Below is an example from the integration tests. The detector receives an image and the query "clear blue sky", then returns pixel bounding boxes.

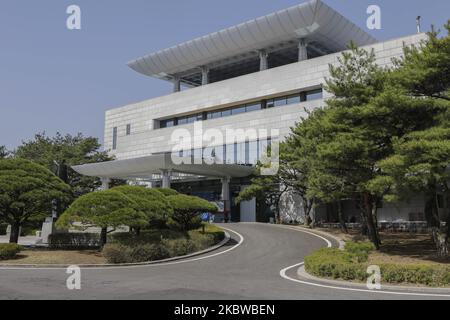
[1,0,449,149]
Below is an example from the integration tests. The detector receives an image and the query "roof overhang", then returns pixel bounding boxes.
[128,0,377,82]
[72,154,255,180]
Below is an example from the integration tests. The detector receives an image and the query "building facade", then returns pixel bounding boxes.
[75,0,437,224]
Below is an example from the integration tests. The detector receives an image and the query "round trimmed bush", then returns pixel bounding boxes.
[166,194,218,231]
[0,243,22,260]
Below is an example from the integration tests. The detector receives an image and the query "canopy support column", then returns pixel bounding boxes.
[161,170,172,189]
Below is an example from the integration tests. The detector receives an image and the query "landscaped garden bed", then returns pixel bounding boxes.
[305,237,450,287]
[0,224,225,265]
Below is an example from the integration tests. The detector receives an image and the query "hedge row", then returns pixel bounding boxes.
[103,224,225,264]
[0,244,22,260]
[304,242,450,287]
[48,233,101,249]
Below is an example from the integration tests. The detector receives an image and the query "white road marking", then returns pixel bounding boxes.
[279,227,450,298]
[0,227,244,271]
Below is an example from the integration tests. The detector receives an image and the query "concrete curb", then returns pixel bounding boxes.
[297,265,450,294]
[0,232,231,269]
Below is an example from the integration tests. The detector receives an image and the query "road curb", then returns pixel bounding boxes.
[0,231,231,269]
[297,265,450,294]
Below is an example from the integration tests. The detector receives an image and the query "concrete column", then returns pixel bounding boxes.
[173,76,181,92]
[100,178,111,191]
[298,38,308,62]
[221,177,231,222]
[201,66,209,85]
[161,170,171,189]
[259,50,269,71]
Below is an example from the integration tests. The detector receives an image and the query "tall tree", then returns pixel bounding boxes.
[57,190,148,246]
[0,159,71,243]
[14,132,119,197]
[0,146,9,159]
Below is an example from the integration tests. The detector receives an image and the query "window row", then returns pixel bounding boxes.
[172,139,273,166]
[159,88,323,129]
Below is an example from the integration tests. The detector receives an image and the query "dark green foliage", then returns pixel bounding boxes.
[56,190,149,245]
[102,243,171,264]
[0,158,72,243]
[48,233,101,249]
[0,146,9,159]
[14,132,122,197]
[166,194,218,231]
[154,188,179,196]
[111,186,173,228]
[0,244,22,260]
[102,225,225,264]
[305,244,450,287]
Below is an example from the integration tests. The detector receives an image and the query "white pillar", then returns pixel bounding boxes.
[161,170,171,189]
[201,66,209,85]
[100,178,111,191]
[298,38,308,62]
[173,76,181,92]
[221,177,231,201]
[259,50,269,71]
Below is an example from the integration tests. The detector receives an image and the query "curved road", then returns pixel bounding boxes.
[0,223,449,300]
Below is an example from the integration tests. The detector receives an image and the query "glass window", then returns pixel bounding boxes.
[207,111,222,119]
[193,148,203,163]
[287,94,301,105]
[258,139,269,160]
[221,109,232,117]
[225,144,235,164]
[306,89,323,101]
[112,127,117,150]
[236,142,246,164]
[161,119,175,128]
[178,117,188,125]
[187,115,197,124]
[248,141,258,165]
[266,99,275,109]
[246,102,262,112]
[274,97,287,107]
[232,105,246,115]
[126,124,131,135]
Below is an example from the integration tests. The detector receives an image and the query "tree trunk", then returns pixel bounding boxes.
[337,201,348,233]
[100,227,108,247]
[363,193,381,250]
[9,222,20,244]
[425,190,449,257]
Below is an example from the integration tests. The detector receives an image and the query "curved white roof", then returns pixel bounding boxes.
[72,154,254,180]
[128,0,377,80]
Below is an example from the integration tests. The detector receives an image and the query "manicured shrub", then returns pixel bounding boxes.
[155,188,179,196]
[0,243,22,260]
[305,245,450,287]
[163,239,198,257]
[57,190,149,246]
[111,186,173,228]
[48,233,101,249]
[109,229,185,246]
[167,194,218,231]
[102,243,170,264]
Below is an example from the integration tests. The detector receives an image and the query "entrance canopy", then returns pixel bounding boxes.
[72,153,255,180]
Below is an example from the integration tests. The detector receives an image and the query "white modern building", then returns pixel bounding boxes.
[74,0,437,224]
